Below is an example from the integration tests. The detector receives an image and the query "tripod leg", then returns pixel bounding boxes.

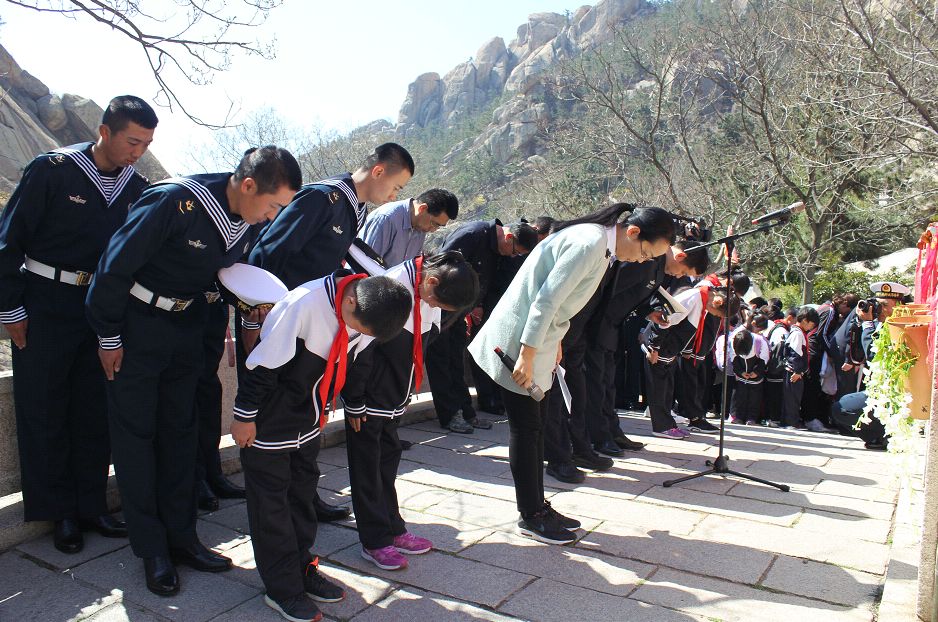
[724,469,790,492]
[663,468,718,488]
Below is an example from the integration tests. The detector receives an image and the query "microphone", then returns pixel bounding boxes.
[751,201,805,225]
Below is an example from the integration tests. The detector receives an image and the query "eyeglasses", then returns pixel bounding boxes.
[428,217,448,231]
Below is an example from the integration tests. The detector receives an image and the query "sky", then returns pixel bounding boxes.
[0,0,581,173]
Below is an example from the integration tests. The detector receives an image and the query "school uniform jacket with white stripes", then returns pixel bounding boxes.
[233,271,370,452]
[646,287,709,364]
[248,174,366,290]
[341,259,441,420]
[86,173,255,349]
[732,347,767,385]
[0,142,148,322]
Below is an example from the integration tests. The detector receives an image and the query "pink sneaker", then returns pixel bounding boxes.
[652,427,689,439]
[361,546,408,570]
[393,532,433,555]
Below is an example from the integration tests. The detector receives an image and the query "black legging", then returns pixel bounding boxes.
[500,387,550,517]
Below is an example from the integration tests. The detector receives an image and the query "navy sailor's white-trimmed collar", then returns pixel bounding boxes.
[156,176,249,251]
[52,144,136,207]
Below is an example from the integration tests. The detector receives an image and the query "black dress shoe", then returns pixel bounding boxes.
[79,514,128,538]
[865,440,888,451]
[170,542,232,572]
[144,556,179,596]
[400,439,414,450]
[572,452,614,471]
[314,498,351,522]
[197,480,219,512]
[613,435,646,451]
[545,463,586,484]
[208,476,246,499]
[53,518,84,554]
[593,440,624,457]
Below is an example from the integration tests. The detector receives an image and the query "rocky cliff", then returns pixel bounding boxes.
[396,0,648,164]
[0,44,168,193]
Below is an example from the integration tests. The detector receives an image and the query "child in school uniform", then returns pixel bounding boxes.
[644,283,739,439]
[342,252,479,571]
[231,271,411,622]
[730,329,767,425]
[781,306,821,430]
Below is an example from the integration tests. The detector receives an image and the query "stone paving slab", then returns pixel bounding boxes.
[350,586,520,621]
[401,443,512,478]
[397,508,498,553]
[330,546,535,609]
[630,567,874,621]
[638,484,803,526]
[0,551,120,622]
[545,490,705,535]
[499,577,707,622]
[812,479,900,503]
[72,546,260,622]
[16,528,130,571]
[421,492,523,530]
[691,514,890,574]
[460,530,657,597]
[85,601,165,621]
[795,507,892,544]
[397,465,522,503]
[726,481,896,520]
[761,554,882,606]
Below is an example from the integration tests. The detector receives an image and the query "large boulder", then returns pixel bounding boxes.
[474,37,511,92]
[37,94,66,131]
[398,72,444,128]
[0,90,58,192]
[441,62,478,122]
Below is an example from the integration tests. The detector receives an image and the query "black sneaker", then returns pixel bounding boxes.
[543,500,581,531]
[264,594,322,622]
[545,462,585,484]
[303,558,345,603]
[518,510,577,545]
[687,419,719,434]
[571,452,614,471]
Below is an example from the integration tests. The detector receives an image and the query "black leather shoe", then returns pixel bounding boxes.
[79,514,128,538]
[593,440,624,457]
[208,476,246,499]
[144,556,179,596]
[314,498,351,522]
[865,440,888,451]
[53,518,84,554]
[572,452,614,471]
[545,463,586,484]
[170,542,232,573]
[197,480,219,512]
[613,434,646,451]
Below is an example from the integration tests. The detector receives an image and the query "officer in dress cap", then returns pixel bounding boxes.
[85,146,302,597]
[0,96,157,554]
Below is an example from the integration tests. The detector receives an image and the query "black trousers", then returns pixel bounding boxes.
[543,335,592,465]
[584,344,620,444]
[425,318,474,427]
[782,374,806,427]
[501,387,549,516]
[677,357,709,421]
[242,439,320,602]
[731,382,763,422]
[616,316,646,408]
[645,359,678,432]
[829,391,886,443]
[764,379,784,423]
[13,277,109,521]
[835,366,862,399]
[345,415,405,549]
[195,302,229,484]
[106,300,205,558]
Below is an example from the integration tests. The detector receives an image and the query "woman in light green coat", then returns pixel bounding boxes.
[468,203,675,544]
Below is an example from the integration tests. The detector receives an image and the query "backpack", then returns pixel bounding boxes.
[766,324,788,379]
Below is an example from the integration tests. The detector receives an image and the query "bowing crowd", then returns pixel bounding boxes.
[0,95,899,622]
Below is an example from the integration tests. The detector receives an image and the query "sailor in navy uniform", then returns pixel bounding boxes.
[341,253,478,569]
[230,271,410,621]
[0,96,157,554]
[85,146,301,596]
[244,142,414,523]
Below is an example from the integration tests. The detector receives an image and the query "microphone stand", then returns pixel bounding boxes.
[662,217,792,492]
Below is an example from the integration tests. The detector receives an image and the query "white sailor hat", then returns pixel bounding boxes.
[217,263,288,312]
[870,281,910,300]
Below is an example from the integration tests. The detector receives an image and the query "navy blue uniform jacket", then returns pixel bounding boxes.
[0,143,148,322]
[248,175,365,289]
[85,173,254,349]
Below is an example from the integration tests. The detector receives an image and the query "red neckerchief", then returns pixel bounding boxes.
[318,273,367,428]
[692,284,710,365]
[412,256,424,392]
[705,274,721,287]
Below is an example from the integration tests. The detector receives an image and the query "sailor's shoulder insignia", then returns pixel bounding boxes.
[177,199,196,214]
[328,190,342,204]
[45,153,67,166]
